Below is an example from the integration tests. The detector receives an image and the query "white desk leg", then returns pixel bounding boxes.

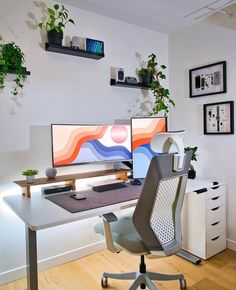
[25,226,38,290]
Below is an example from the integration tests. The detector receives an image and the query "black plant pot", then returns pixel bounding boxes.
[188,169,196,179]
[140,71,152,85]
[47,30,63,45]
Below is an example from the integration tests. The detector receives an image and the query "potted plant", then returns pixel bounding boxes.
[0,38,27,96]
[22,169,39,183]
[184,146,198,179]
[146,53,175,116]
[38,3,75,45]
[137,67,152,85]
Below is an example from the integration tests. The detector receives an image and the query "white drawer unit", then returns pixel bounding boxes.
[182,180,226,260]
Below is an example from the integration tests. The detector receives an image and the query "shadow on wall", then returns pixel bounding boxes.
[126,52,154,117]
[0,125,51,183]
[25,1,48,49]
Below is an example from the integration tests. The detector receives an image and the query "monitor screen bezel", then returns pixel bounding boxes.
[51,123,132,168]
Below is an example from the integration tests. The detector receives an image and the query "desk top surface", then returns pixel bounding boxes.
[3,178,224,231]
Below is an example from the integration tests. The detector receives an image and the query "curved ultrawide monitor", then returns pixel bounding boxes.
[51,124,132,167]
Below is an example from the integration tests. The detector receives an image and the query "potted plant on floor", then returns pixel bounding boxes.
[22,169,39,183]
[38,3,75,45]
[184,146,198,179]
[147,53,175,116]
[0,37,28,96]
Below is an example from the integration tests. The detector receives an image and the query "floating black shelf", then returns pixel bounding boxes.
[110,79,150,89]
[0,66,30,75]
[45,43,105,60]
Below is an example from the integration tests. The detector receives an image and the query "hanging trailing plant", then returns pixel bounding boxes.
[0,39,27,96]
[147,53,175,116]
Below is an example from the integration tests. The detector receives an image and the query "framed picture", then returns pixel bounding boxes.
[189,61,227,98]
[203,101,234,134]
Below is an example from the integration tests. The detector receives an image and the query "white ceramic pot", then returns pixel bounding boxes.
[26,175,35,183]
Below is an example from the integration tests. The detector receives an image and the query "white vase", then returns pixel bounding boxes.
[26,175,35,183]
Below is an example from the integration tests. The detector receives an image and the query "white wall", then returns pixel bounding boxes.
[0,0,168,284]
[169,22,236,251]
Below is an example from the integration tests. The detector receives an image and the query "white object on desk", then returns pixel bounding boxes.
[182,179,226,259]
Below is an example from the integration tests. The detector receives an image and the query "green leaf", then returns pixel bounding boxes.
[54,4,59,10]
[69,19,75,24]
[47,8,55,16]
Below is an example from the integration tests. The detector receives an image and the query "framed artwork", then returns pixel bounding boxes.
[203,101,234,134]
[189,61,227,98]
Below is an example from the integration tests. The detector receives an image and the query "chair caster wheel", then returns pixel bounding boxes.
[179,278,187,289]
[101,276,108,288]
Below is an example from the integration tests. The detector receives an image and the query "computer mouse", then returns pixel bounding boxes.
[130,179,142,186]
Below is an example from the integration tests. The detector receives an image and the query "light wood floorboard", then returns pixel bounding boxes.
[0,249,236,290]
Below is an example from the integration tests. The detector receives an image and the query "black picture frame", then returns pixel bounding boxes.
[189,61,227,98]
[203,101,234,135]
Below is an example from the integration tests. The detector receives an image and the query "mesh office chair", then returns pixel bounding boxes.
[94,152,191,290]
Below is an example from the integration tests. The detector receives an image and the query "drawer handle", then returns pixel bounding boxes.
[211,221,220,226]
[212,181,219,189]
[211,196,220,201]
[211,207,220,211]
[195,188,207,194]
[211,236,220,241]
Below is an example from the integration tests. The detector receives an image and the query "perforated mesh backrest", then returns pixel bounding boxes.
[132,152,191,256]
[150,177,180,245]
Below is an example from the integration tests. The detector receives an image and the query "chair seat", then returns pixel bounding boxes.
[94,213,153,254]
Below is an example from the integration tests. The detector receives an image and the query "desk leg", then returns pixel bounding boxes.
[25,226,38,290]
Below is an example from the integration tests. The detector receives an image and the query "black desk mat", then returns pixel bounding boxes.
[46,183,143,213]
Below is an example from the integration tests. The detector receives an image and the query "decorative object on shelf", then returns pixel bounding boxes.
[137,67,152,85]
[111,67,125,82]
[184,146,198,179]
[45,168,57,179]
[189,61,226,98]
[38,3,75,45]
[110,79,150,89]
[125,76,137,84]
[0,38,29,96]
[45,43,105,59]
[86,38,104,55]
[22,169,39,184]
[71,36,79,49]
[146,53,175,116]
[203,101,234,134]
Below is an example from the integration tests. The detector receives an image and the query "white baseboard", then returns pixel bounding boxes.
[0,240,106,286]
[227,239,236,251]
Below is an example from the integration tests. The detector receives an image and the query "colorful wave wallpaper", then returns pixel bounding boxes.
[52,125,131,167]
[131,118,167,178]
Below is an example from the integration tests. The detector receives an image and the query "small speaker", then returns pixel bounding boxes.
[71,36,79,49]
[111,67,125,82]
[45,168,57,179]
[41,184,72,195]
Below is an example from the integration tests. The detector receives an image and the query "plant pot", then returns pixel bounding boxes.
[139,70,152,85]
[47,30,63,45]
[188,169,196,179]
[26,175,35,183]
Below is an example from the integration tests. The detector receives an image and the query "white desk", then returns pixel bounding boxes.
[3,178,225,290]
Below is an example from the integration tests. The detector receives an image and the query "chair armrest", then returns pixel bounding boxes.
[99,212,120,253]
[100,212,118,223]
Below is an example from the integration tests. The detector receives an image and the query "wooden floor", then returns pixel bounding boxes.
[1,249,236,290]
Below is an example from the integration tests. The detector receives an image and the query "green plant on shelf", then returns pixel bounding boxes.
[0,39,27,96]
[38,3,75,33]
[146,53,175,116]
[22,169,39,176]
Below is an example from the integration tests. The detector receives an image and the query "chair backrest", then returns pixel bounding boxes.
[132,152,191,256]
